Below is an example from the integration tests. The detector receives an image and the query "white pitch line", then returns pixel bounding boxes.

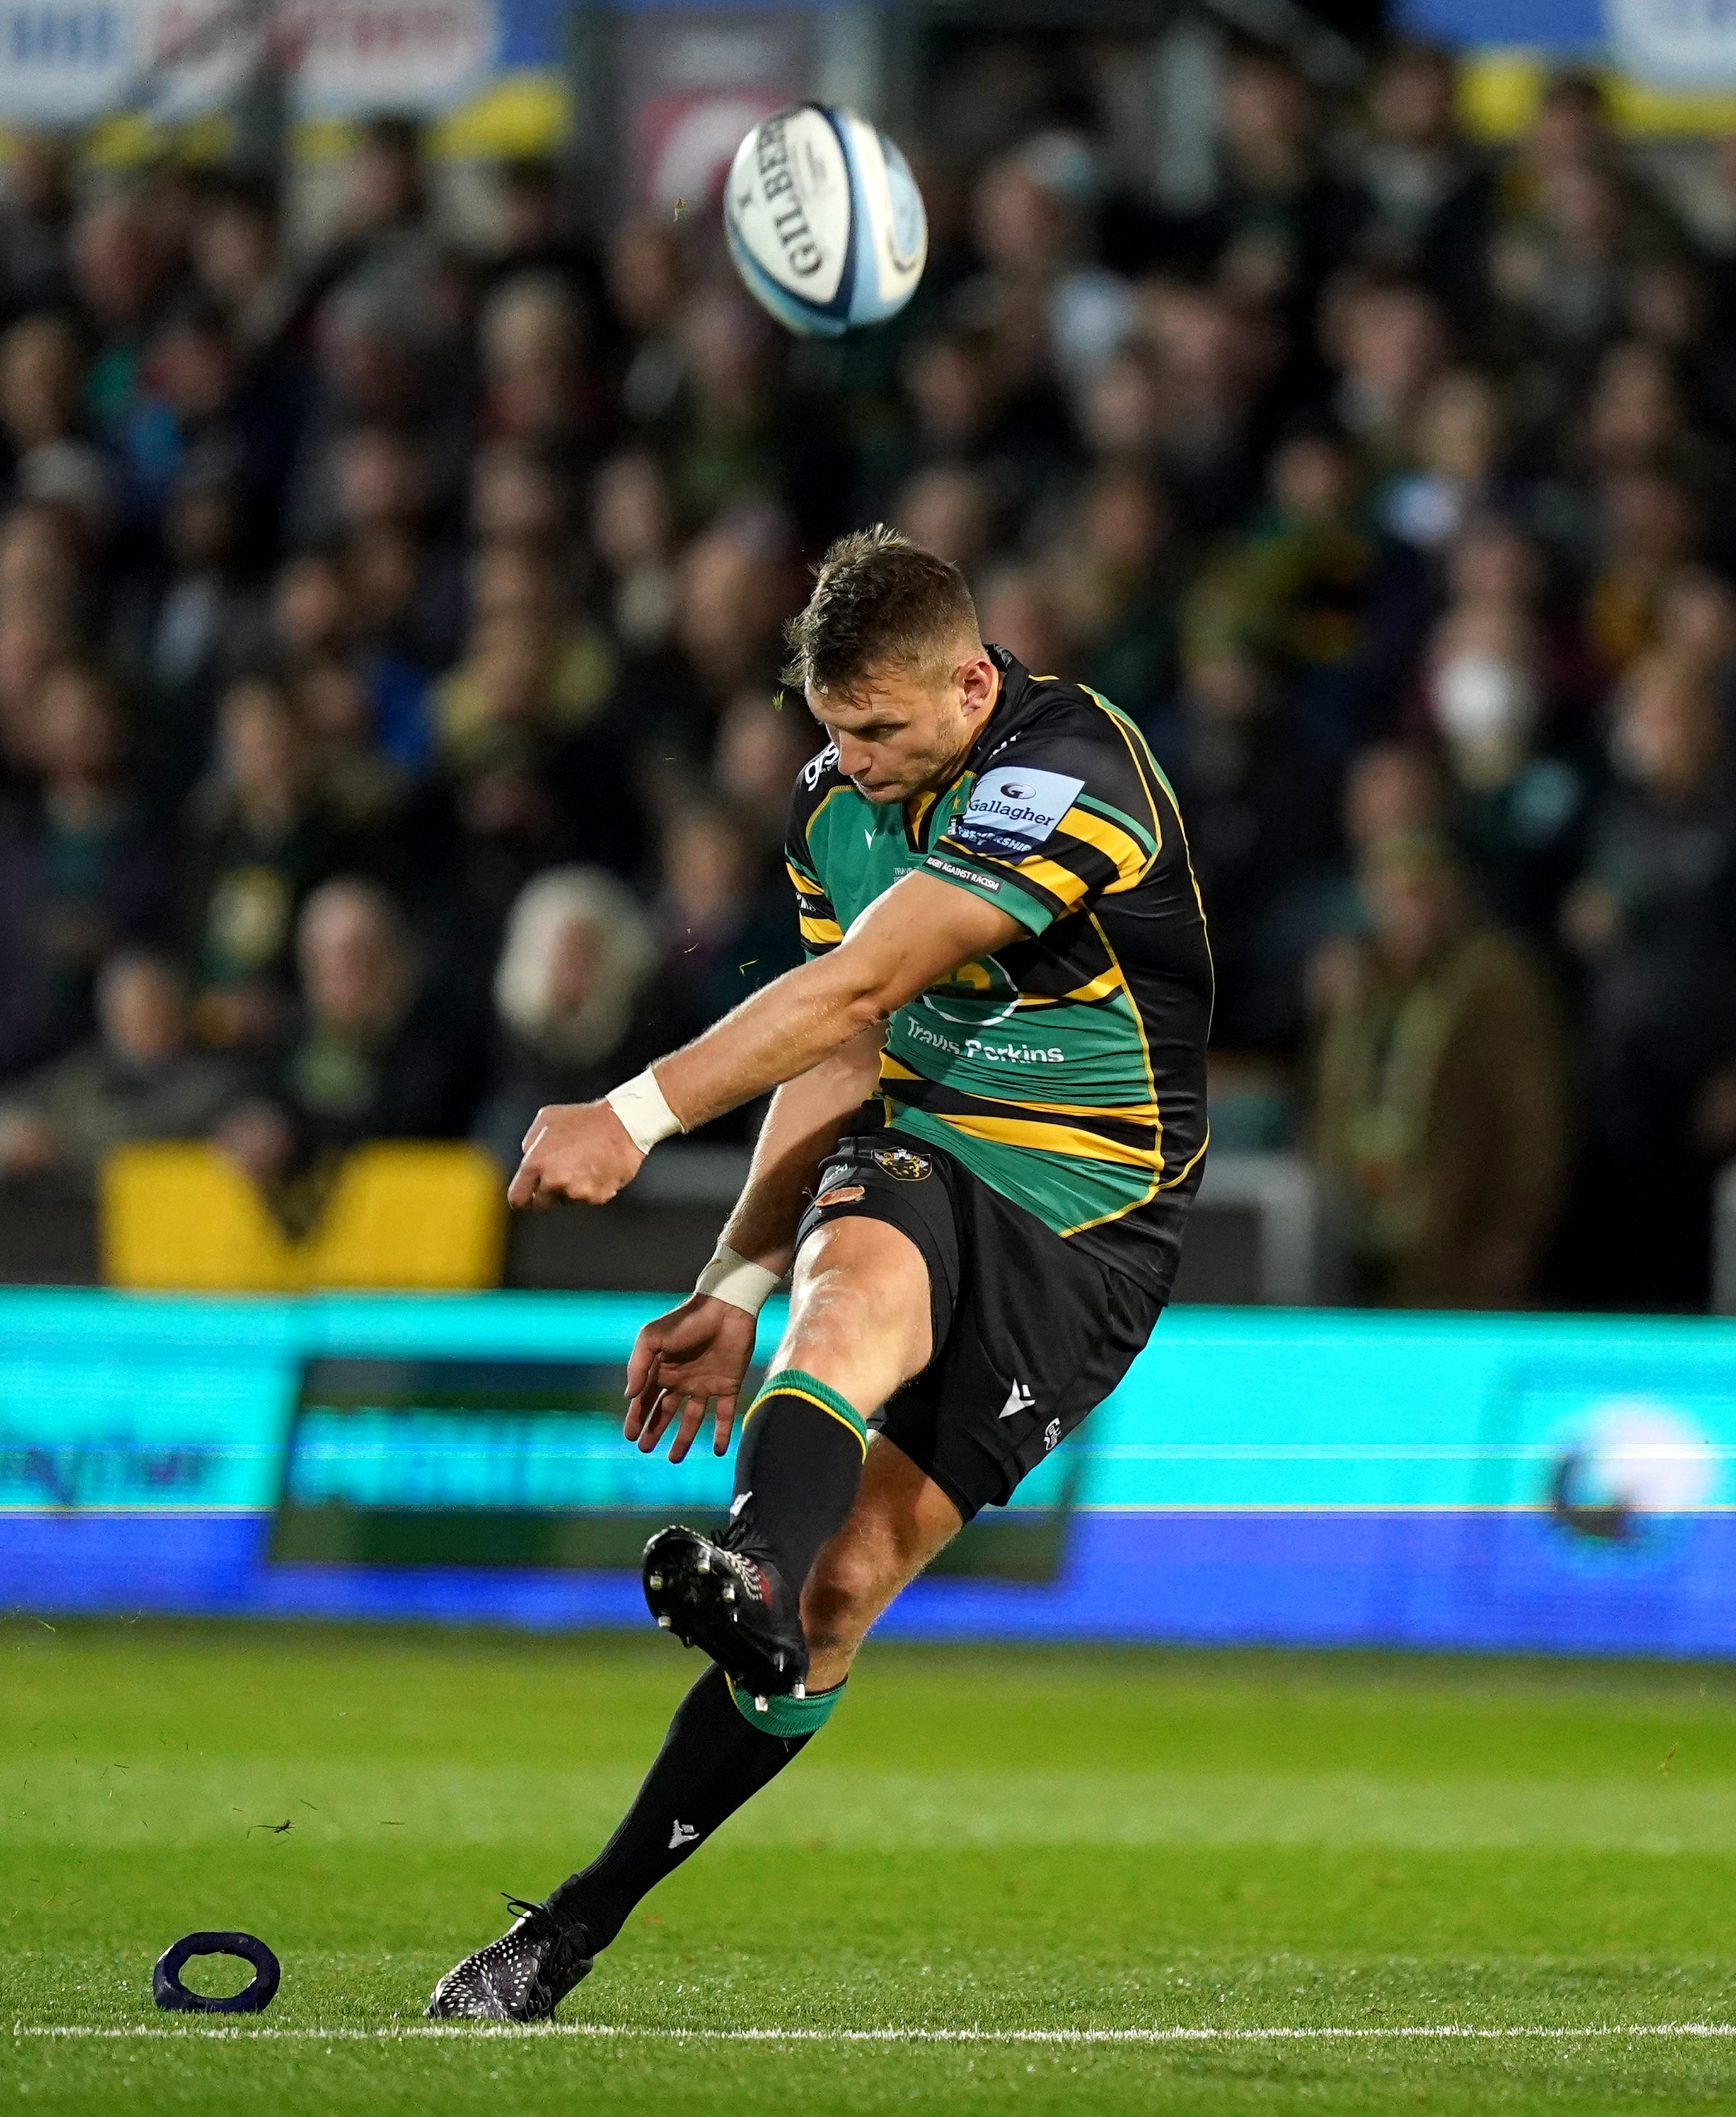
[11,2023,1736,2044]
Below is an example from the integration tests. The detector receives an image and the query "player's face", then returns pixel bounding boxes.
[807,648,999,804]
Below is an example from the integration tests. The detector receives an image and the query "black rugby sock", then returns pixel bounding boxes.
[726,1367,868,1591]
[542,1662,840,1947]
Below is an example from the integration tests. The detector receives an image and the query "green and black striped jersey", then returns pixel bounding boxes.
[785,647,1213,1289]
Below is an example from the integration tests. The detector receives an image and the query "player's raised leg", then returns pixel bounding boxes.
[641,1211,932,1706]
[424,1215,953,2022]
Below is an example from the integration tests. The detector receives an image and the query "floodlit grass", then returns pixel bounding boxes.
[4,1620,1735,2113]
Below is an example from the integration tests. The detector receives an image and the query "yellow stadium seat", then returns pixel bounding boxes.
[310,1142,507,1290]
[100,1142,506,1292]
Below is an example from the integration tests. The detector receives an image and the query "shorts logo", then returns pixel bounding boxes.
[1043,1418,1062,1452]
[998,1379,1034,1420]
[871,1145,931,1181]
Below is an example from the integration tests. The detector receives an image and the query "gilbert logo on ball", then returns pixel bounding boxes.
[725,105,927,338]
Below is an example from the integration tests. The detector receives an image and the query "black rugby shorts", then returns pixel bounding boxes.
[790,1115,1165,1521]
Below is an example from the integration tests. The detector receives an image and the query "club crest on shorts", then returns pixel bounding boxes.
[871,1144,932,1181]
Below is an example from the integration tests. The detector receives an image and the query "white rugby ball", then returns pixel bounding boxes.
[724,105,927,339]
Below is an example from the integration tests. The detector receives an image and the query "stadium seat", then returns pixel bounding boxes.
[100,1142,506,1292]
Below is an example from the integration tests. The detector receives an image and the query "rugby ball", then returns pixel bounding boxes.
[724,105,927,339]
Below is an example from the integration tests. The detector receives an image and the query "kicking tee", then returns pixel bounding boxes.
[785,646,1213,1287]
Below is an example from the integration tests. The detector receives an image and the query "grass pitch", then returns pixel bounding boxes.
[4,1621,1735,2113]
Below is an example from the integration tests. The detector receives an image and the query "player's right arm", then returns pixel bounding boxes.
[618,867,886,1461]
[621,1026,882,1463]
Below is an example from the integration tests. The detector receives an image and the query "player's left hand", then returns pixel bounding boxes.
[623,1293,759,1462]
[508,1101,644,1209]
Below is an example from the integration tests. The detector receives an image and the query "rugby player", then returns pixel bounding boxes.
[427,527,1212,2021]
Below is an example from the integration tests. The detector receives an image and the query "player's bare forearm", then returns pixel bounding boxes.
[716,1027,887,1274]
[511,873,1020,1209]
[657,873,1020,1132]
[618,1031,884,1464]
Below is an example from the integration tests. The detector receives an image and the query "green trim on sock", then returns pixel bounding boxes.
[729,1678,847,1737]
[746,1367,867,1447]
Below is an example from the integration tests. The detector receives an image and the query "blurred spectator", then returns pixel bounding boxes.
[976,564,1068,678]
[1586,468,1700,673]
[194,175,294,351]
[966,134,1135,392]
[591,450,678,654]
[182,675,354,1045]
[891,462,999,579]
[0,315,110,530]
[1377,369,1509,551]
[0,950,240,1190]
[1311,830,1570,1306]
[473,866,666,1169]
[110,466,260,803]
[295,657,408,830]
[485,159,606,329]
[1561,653,1736,1304]
[71,195,171,440]
[860,324,1074,527]
[0,500,84,642]
[1121,286,1282,535]
[1354,44,1492,306]
[659,801,802,1051]
[652,287,843,538]
[1184,427,1396,765]
[1189,46,1365,316]
[2,43,1736,1311]
[480,271,607,458]
[607,217,687,424]
[1046,464,1182,719]
[1327,276,1449,478]
[475,437,573,546]
[217,876,484,1195]
[0,661,171,1057]
[713,689,818,848]
[1150,650,1338,1048]
[315,115,437,314]
[0,612,65,784]
[610,516,792,766]
[0,131,74,313]
[1420,537,1591,935]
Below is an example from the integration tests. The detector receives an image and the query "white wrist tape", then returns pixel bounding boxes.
[695,1243,782,1316]
[605,1068,683,1156]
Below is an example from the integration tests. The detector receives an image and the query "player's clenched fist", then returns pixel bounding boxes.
[508,1101,644,1209]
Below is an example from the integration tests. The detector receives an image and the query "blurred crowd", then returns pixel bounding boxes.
[4,47,1736,1308]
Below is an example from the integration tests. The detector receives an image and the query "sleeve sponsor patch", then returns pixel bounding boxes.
[949,766,1085,861]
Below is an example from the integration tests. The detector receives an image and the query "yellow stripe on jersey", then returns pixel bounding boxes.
[1005,851,1092,908]
[1010,961,1127,1008]
[800,913,843,947]
[931,1109,1162,1173]
[786,859,825,895]
[881,1052,1159,1127]
[1059,804,1152,891]
[1083,688,1166,855]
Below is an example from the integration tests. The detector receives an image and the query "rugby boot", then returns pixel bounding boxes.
[642,1523,809,1705]
[424,1894,594,2022]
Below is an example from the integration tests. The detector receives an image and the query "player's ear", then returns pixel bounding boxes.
[957,647,997,718]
